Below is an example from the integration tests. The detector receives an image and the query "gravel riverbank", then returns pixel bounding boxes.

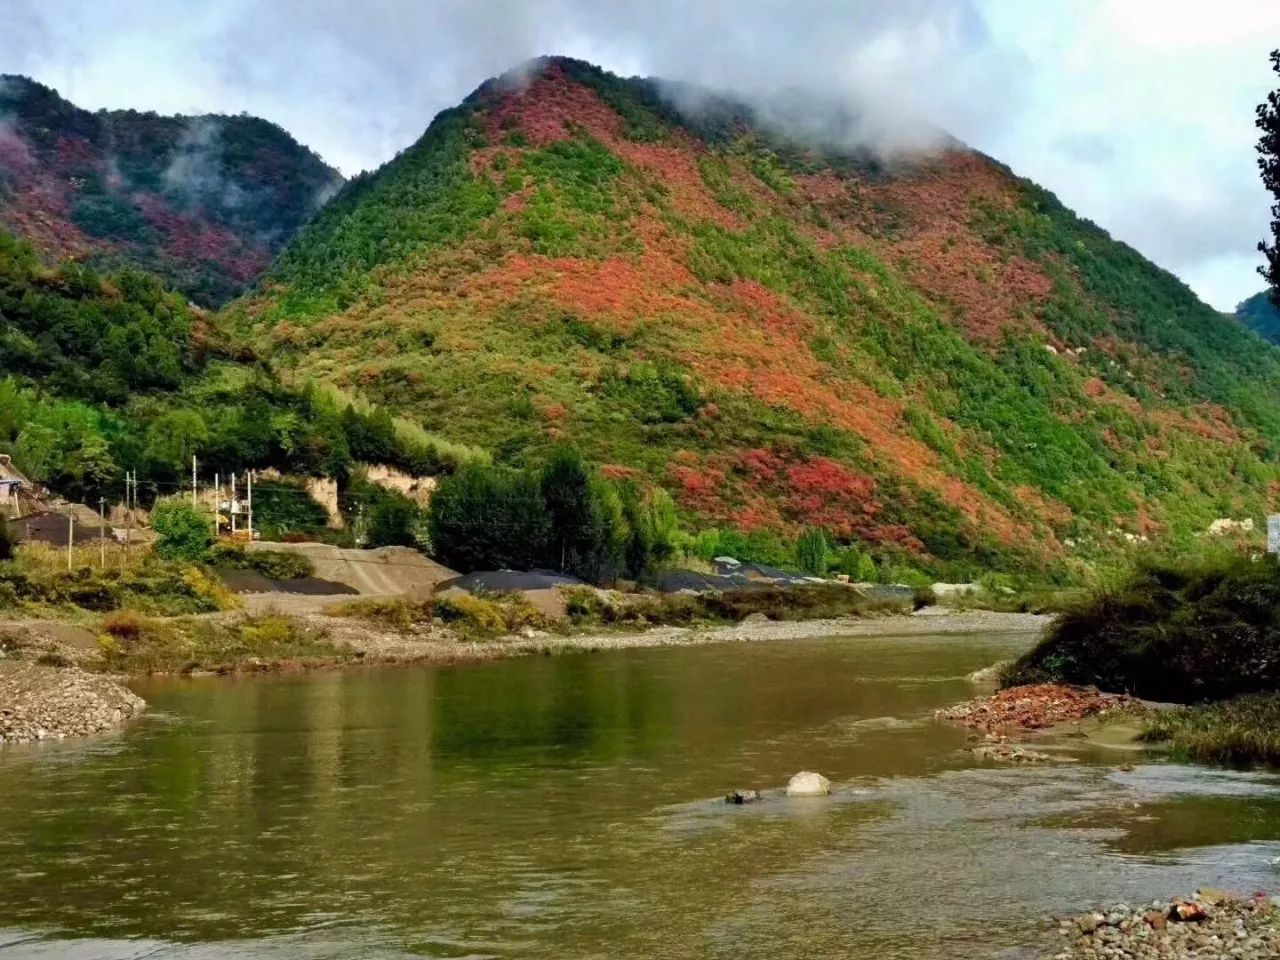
[0,659,144,744]
[312,607,1051,665]
[1047,891,1280,958]
[0,608,1046,742]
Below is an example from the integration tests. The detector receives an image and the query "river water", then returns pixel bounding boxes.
[2,631,1279,959]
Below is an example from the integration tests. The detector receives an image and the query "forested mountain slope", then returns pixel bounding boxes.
[0,227,465,511]
[0,75,343,306]
[230,56,1280,576]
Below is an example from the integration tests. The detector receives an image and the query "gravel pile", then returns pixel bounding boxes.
[937,683,1137,734]
[1049,891,1280,958]
[0,660,144,744]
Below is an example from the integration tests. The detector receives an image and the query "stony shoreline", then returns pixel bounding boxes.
[0,608,1047,742]
[307,606,1051,667]
[1047,891,1280,958]
[937,683,1140,735]
[0,659,144,745]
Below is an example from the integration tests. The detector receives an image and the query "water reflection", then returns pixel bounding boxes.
[0,633,1277,959]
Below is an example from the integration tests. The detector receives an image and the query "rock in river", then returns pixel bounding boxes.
[785,771,831,797]
[725,789,761,804]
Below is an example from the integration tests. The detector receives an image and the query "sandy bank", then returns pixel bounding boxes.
[310,607,1051,666]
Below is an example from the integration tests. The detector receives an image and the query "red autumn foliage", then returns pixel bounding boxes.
[669,463,727,515]
[600,463,643,481]
[484,65,624,147]
[781,457,879,539]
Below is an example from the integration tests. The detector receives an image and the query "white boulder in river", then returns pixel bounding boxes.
[785,771,831,797]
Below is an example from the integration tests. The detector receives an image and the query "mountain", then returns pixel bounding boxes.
[0,75,343,307]
[228,56,1280,575]
[1237,290,1280,344]
[0,224,467,529]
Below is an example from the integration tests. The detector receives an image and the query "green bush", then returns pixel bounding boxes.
[250,481,330,542]
[1007,553,1280,702]
[208,543,314,580]
[434,594,511,636]
[150,497,213,561]
[832,547,878,582]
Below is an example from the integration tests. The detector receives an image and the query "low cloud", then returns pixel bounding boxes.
[1,0,1279,307]
[162,117,238,206]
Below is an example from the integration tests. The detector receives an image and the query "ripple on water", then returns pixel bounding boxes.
[0,637,1278,959]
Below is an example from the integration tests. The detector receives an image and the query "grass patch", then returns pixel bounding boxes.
[328,592,552,641]
[208,543,314,580]
[96,614,352,674]
[1141,694,1280,766]
[939,584,1082,615]
[0,543,240,616]
[564,582,914,628]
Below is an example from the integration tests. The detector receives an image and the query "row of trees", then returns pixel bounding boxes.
[428,447,678,583]
[0,374,464,508]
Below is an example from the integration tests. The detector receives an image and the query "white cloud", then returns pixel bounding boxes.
[0,0,1277,308]
[975,0,1280,309]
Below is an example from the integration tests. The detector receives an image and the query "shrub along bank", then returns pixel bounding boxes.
[1005,551,1280,766]
[98,612,352,674]
[0,541,237,616]
[331,581,918,641]
[1140,694,1280,766]
[1006,552,1280,703]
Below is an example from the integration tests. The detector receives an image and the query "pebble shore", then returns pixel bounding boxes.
[1049,891,1280,958]
[0,660,144,744]
[937,683,1138,734]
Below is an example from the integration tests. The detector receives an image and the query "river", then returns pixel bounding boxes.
[2,630,1279,959]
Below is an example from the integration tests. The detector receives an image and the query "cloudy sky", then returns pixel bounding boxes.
[3,0,1278,309]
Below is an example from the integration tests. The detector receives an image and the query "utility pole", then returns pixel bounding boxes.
[213,472,220,540]
[191,456,198,506]
[66,512,74,572]
[246,470,253,541]
[98,497,106,568]
[123,472,131,568]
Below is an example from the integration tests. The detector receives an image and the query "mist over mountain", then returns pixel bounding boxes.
[0,74,343,306]
[225,56,1280,575]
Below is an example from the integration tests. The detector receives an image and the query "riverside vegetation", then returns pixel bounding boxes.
[1008,550,1280,765]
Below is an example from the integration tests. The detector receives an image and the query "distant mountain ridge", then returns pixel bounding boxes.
[0,74,343,306]
[228,56,1280,576]
[1237,289,1280,344]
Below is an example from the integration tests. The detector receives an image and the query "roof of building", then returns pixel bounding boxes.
[9,511,108,545]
